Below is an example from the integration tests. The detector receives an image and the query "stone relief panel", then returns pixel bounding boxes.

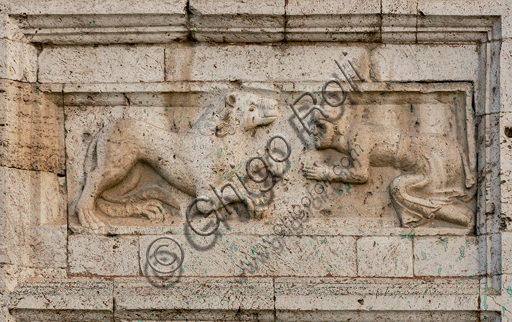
[67,89,287,234]
[66,83,476,235]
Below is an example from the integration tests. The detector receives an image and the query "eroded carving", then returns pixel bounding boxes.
[76,91,283,233]
[303,107,476,228]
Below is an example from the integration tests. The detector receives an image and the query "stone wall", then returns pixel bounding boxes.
[1,0,512,321]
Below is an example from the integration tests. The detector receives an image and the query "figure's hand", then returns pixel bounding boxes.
[303,163,329,181]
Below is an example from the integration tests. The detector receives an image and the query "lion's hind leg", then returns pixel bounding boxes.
[77,166,134,233]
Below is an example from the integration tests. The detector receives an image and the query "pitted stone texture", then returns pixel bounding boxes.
[275,277,479,311]
[286,0,380,15]
[501,41,512,114]
[0,80,65,173]
[140,234,356,277]
[417,0,512,40]
[6,0,187,15]
[501,232,512,274]
[9,279,113,321]
[499,113,512,230]
[39,45,165,83]
[278,311,492,322]
[413,236,480,277]
[114,277,274,321]
[0,40,37,82]
[190,0,284,15]
[1,167,67,268]
[68,235,139,276]
[165,44,370,82]
[382,0,418,14]
[357,237,413,277]
[370,44,479,82]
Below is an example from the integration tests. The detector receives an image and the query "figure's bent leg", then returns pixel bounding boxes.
[389,173,436,227]
[434,201,474,228]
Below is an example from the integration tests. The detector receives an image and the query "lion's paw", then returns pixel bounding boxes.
[77,208,106,233]
[139,200,165,221]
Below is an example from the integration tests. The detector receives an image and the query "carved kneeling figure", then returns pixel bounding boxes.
[303,118,475,228]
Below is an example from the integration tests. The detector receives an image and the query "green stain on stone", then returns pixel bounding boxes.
[441,239,448,252]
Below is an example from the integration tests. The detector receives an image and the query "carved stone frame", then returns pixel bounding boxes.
[1,0,512,321]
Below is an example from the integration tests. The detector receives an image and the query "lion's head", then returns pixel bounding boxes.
[213,92,279,137]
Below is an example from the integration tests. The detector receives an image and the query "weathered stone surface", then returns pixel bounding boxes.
[165,44,370,82]
[2,0,512,320]
[0,40,37,82]
[275,277,479,311]
[286,0,380,15]
[140,234,356,277]
[501,41,512,114]
[357,237,413,277]
[39,45,165,83]
[115,277,274,320]
[9,279,113,321]
[68,235,139,276]
[0,80,65,173]
[413,236,480,276]
[190,0,284,15]
[1,167,67,268]
[370,44,479,82]
[6,0,187,15]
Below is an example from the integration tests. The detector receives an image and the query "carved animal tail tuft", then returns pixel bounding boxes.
[84,127,104,174]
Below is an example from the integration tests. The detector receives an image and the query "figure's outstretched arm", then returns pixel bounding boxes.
[303,163,343,182]
[303,154,371,184]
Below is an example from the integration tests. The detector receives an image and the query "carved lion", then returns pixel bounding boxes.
[76,91,282,233]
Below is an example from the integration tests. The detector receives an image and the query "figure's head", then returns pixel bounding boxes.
[214,92,279,136]
[313,118,337,149]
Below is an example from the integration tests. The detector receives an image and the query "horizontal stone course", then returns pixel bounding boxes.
[38,45,165,83]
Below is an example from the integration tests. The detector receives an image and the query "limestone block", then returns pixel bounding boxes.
[417,0,511,40]
[190,0,284,15]
[189,0,285,42]
[414,236,480,276]
[165,44,370,82]
[357,236,413,277]
[38,45,165,83]
[68,235,139,276]
[7,0,187,15]
[0,39,37,82]
[0,80,65,173]
[1,167,67,269]
[278,311,491,322]
[275,277,479,311]
[382,0,418,14]
[500,113,512,229]
[140,234,356,277]
[285,0,380,15]
[370,44,479,82]
[501,41,512,113]
[114,277,274,320]
[9,279,113,321]
[501,232,512,274]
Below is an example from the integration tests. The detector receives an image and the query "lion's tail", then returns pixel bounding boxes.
[84,127,104,174]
